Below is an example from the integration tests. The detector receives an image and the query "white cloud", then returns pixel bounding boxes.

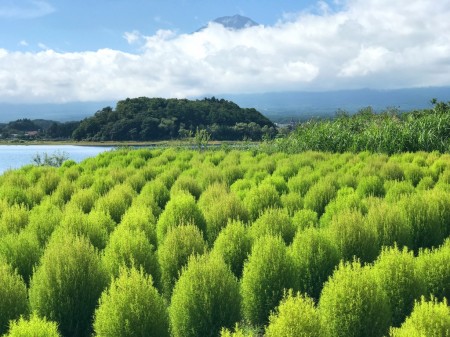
[0,0,55,19]
[18,40,28,47]
[0,0,450,103]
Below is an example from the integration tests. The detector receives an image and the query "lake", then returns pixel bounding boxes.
[0,145,114,174]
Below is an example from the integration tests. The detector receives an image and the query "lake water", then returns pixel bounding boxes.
[0,145,114,174]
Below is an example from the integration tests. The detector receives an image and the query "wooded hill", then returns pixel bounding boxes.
[72,97,276,141]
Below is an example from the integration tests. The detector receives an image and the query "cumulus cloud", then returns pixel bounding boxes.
[0,0,55,19]
[0,0,449,103]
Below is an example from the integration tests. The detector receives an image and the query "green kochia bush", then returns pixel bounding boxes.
[289,228,340,300]
[156,192,206,243]
[102,226,160,287]
[372,246,423,327]
[241,235,294,326]
[4,315,61,337]
[319,261,391,337]
[244,184,281,221]
[158,225,207,299]
[0,261,29,336]
[93,268,169,337]
[265,291,321,337]
[29,231,108,337]
[211,220,252,278]
[303,179,337,216]
[169,253,241,337]
[250,208,296,244]
[389,297,450,337]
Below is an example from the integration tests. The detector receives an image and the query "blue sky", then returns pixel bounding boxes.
[1,0,320,52]
[0,0,449,104]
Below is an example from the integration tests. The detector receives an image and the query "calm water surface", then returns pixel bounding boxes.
[0,145,114,174]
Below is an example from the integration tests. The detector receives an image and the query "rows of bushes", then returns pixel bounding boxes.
[0,148,449,337]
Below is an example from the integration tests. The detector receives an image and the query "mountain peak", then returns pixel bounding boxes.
[197,14,259,32]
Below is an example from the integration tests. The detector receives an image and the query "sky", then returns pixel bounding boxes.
[0,0,449,104]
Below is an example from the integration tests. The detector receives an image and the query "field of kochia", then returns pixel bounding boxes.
[0,147,449,337]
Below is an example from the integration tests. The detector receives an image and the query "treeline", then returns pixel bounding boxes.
[276,100,450,154]
[0,149,449,337]
[0,119,80,140]
[72,97,277,141]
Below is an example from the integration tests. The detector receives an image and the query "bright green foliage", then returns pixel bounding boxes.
[0,204,29,235]
[158,225,207,299]
[389,297,450,337]
[37,169,61,195]
[265,291,321,337]
[416,176,435,190]
[0,230,41,284]
[280,192,303,216]
[384,180,415,202]
[93,268,169,337]
[319,261,391,337]
[320,187,366,227]
[372,246,423,326]
[119,204,157,248]
[169,253,241,337]
[416,240,450,301]
[289,228,340,300]
[171,175,203,200]
[51,178,74,205]
[211,220,252,278]
[126,173,146,193]
[244,183,281,221]
[156,192,206,243]
[241,235,294,326]
[365,200,411,249]
[250,208,296,244]
[68,188,98,213]
[102,226,160,286]
[4,315,61,337]
[139,179,170,211]
[326,209,379,262]
[199,183,249,244]
[27,199,62,246]
[29,231,107,337]
[61,205,109,250]
[261,175,289,194]
[0,261,29,336]
[382,162,405,181]
[303,179,337,216]
[95,184,135,223]
[287,172,315,196]
[220,324,258,337]
[356,175,384,197]
[292,209,319,230]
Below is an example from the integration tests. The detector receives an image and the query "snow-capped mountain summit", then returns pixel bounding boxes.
[198,14,259,31]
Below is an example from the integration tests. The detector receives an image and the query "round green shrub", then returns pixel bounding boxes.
[389,297,450,337]
[0,204,29,235]
[241,235,294,326]
[0,261,29,336]
[29,231,107,337]
[303,179,337,216]
[356,175,384,198]
[199,183,249,244]
[4,315,61,337]
[250,208,296,244]
[244,184,281,221]
[156,192,206,243]
[292,209,319,231]
[169,253,241,337]
[319,261,391,337]
[102,226,160,286]
[289,228,340,300]
[171,175,203,200]
[211,220,252,278]
[27,200,63,246]
[68,188,98,213]
[325,209,379,263]
[93,268,169,337]
[265,291,321,337]
[95,184,135,223]
[373,246,423,327]
[158,224,207,299]
[220,324,258,337]
[120,204,157,248]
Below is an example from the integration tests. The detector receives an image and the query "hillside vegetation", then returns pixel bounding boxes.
[276,100,450,154]
[0,148,449,336]
[72,97,276,141]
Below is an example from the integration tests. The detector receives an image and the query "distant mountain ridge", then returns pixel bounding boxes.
[197,14,259,31]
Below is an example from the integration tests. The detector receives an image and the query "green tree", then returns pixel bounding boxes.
[241,235,294,326]
[29,231,108,337]
[0,261,29,335]
[93,268,169,337]
[169,254,241,337]
[4,315,61,337]
[319,261,391,337]
[265,291,321,337]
